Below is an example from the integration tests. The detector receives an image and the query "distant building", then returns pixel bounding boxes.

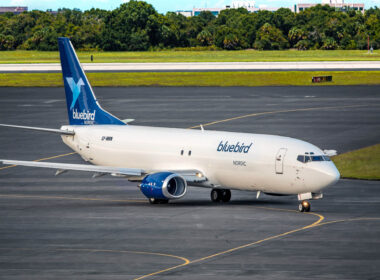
[192,8,224,16]
[295,0,364,13]
[176,10,193,17]
[176,1,280,17]
[0,6,28,14]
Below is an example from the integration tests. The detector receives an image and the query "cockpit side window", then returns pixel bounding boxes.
[323,156,331,161]
[297,155,305,163]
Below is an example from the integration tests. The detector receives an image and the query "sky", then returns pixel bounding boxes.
[2,0,380,13]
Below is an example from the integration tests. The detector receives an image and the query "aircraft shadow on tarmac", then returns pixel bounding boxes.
[106,198,294,208]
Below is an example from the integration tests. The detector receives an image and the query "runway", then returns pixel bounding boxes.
[0,86,380,279]
[1,61,380,72]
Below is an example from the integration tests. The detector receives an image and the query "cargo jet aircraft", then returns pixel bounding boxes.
[0,38,340,212]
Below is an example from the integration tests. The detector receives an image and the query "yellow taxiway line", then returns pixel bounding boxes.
[134,205,325,280]
[0,193,379,280]
[135,215,380,280]
[0,247,190,273]
[189,104,370,129]
[0,102,378,279]
[0,194,146,203]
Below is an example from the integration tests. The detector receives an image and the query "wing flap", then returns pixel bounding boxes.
[171,169,207,183]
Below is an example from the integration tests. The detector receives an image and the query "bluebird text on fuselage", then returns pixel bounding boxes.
[217,141,253,153]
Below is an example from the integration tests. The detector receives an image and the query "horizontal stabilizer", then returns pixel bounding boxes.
[0,124,74,135]
[122,119,135,124]
[0,159,142,177]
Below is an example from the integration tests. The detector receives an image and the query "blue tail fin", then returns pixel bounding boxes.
[58,37,125,125]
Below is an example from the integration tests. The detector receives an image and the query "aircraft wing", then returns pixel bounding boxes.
[0,159,142,177]
[0,160,207,183]
[171,169,207,183]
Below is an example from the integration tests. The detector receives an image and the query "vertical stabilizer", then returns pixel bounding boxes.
[58,37,125,125]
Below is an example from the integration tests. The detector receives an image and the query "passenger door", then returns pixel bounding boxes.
[275,148,287,174]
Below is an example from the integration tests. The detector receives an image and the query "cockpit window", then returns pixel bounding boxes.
[311,156,324,161]
[297,154,331,163]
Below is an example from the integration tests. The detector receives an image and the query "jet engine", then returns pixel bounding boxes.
[139,172,187,202]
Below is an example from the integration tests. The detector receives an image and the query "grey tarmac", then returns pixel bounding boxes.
[0,86,379,280]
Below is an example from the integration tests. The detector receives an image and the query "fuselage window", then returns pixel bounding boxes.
[188,150,192,156]
[181,150,184,156]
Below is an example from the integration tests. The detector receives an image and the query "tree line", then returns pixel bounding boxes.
[0,0,379,51]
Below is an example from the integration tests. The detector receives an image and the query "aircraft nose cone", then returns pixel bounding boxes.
[323,163,340,186]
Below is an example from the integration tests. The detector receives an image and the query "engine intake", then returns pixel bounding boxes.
[140,172,187,200]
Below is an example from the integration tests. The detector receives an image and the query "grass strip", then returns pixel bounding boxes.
[332,144,380,180]
[0,50,380,64]
[0,71,379,87]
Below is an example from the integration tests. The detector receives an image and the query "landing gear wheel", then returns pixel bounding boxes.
[149,198,157,204]
[211,189,231,203]
[221,189,231,203]
[211,189,221,202]
[298,200,311,212]
[149,198,169,204]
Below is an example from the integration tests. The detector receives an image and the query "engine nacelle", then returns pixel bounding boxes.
[139,172,187,200]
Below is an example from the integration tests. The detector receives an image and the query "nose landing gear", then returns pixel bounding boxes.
[298,200,311,212]
[211,189,231,203]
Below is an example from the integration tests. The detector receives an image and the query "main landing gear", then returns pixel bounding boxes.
[298,200,311,212]
[148,198,169,204]
[210,189,231,203]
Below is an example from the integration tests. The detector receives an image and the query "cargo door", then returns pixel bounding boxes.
[275,148,287,174]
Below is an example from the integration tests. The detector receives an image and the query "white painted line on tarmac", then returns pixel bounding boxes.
[1,61,380,72]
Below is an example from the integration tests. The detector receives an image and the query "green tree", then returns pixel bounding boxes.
[254,23,288,50]
[0,34,15,50]
[102,0,160,50]
[197,29,213,46]
[288,27,307,48]
[321,37,338,49]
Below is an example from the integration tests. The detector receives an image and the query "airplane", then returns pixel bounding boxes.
[0,37,340,212]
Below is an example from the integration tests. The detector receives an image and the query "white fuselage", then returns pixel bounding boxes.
[61,125,340,195]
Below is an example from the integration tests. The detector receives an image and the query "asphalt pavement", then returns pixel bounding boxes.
[0,86,379,279]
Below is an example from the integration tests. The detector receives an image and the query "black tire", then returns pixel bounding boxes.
[221,189,231,203]
[149,198,157,204]
[149,198,169,204]
[299,201,311,212]
[211,189,221,202]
